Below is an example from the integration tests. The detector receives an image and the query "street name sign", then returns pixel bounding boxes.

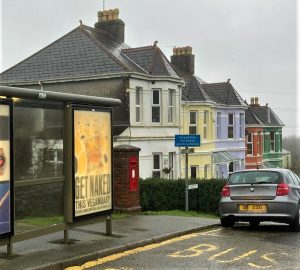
[175,134,201,147]
[188,184,199,190]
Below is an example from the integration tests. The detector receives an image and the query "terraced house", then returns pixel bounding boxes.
[245,97,284,168]
[0,9,184,179]
[171,47,247,178]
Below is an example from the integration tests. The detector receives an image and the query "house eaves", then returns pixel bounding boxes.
[212,104,248,110]
[181,100,215,107]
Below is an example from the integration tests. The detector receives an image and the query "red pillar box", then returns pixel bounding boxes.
[113,145,141,212]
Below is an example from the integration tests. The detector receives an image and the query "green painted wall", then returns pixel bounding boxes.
[263,127,283,167]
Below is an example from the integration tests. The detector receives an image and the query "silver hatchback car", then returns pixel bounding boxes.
[219,169,300,231]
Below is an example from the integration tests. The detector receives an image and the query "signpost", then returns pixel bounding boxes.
[175,134,200,212]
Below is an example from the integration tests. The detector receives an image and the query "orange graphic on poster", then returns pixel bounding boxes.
[74,110,112,217]
[0,148,6,176]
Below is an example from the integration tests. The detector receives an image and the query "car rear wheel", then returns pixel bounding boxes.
[249,220,260,228]
[289,206,300,232]
[220,217,234,228]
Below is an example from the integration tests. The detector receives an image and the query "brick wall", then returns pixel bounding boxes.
[113,145,141,212]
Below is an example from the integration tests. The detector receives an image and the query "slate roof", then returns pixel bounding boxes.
[0,25,179,84]
[122,46,180,78]
[201,82,246,106]
[181,76,211,102]
[245,107,264,125]
[250,106,284,127]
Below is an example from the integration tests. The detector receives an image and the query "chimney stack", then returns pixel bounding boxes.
[250,97,260,107]
[94,8,125,43]
[170,46,195,77]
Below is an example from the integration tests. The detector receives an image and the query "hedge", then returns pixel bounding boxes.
[140,178,226,214]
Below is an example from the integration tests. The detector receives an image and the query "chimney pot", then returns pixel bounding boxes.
[108,9,114,21]
[182,47,186,55]
[250,97,254,105]
[97,11,103,22]
[186,46,192,55]
[102,10,108,21]
[113,8,119,20]
[254,97,259,105]
[173,47,177,55]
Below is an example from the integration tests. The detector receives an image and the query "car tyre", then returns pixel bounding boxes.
[289,206,300,232]
[249,220,260,228]
[220,217,234,228]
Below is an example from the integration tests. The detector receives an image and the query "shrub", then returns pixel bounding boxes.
[140,178,226,214]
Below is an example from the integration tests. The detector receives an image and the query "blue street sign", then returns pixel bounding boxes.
[175,134,201,147]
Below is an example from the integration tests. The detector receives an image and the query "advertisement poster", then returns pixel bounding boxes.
[74,109,112,218]
[0,104,11,236]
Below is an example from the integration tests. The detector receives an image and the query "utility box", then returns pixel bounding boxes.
[113,145,141,212]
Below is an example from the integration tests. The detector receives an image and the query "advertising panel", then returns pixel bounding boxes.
[73,108,112,219]
[0,103,12,237]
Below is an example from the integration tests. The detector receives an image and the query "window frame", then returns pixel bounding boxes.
[152,153,162,178]
[168,89,174,124]
[135,87,142,123]
[228,113,235,139]
[247,132,253,155]
[270,131,276,152]
[239,113,244,139]
[151,89,161,123]
[189,111,197,135]
[203,110,209,140]
[190,166,198,179]
[216,112,221,140]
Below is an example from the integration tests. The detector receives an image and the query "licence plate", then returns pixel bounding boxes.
[239,204,267,213]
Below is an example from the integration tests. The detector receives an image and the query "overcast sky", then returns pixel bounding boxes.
[0,0,298,136]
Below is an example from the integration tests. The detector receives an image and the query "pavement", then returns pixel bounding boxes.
[0,215,219,270]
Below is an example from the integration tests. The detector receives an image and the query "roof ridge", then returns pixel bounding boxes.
[122,45,154,52]
[202,82,228,86]
[194,76,213,103]
[229,83,247,106]
[268,106,285,126]
[159,48,181,78]
[82,25,108,35]
[248,107,264,125]
[80,27,130,72]
[0,27,80,76]
[152,47,169,75]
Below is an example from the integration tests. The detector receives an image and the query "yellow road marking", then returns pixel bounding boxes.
[248,253,276,269]
[198,228,222,237]
[65,229,218,270]
[168,244,217,258]
[211,249,257,263]
[208,248,236,260]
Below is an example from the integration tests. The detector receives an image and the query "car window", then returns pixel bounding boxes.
[287,172,296,185]
[291,172,300,186]
[228,171,282,185]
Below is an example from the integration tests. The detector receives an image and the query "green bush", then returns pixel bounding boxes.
[140,178,226,214]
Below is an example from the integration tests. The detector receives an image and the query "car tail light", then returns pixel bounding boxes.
[222,184,230,197]
[276,183,290,196]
